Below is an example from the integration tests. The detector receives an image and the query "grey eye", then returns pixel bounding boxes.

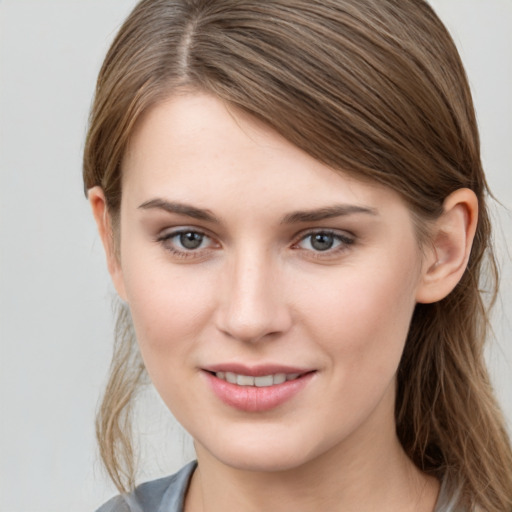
[179,231,204,249]
[296,231,353,254]
[310,233,336,251]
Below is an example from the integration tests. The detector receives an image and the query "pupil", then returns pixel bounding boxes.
[311,233,334,251]
[180,232,203,249]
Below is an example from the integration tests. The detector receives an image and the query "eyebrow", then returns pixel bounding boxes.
[138,198,219,223]
[138,198,378,224]
[280,205,378,224]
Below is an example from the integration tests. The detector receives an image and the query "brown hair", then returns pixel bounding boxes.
[84,0,512,509]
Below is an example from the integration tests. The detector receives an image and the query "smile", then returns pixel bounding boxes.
[203,367,316,412]
[214,372,301,387]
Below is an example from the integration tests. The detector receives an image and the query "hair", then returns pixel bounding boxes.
[83,0,512,509]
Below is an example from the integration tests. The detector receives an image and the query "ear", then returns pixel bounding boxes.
[415,188,478,304]
[88,186,127,302]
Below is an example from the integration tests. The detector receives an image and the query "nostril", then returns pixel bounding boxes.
[214,266,292,342]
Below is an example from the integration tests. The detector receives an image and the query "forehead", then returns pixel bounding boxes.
[121,92,408,219]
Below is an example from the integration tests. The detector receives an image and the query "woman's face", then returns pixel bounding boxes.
[113,93,428,472]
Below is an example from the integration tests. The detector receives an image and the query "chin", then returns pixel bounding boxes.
[216,447,313,473]
[195,424,330,473]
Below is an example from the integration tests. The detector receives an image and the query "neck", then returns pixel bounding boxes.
[185,400,439,512]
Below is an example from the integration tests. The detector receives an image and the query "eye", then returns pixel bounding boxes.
[157,228,217,258]
[295,230,354,253]
[177,231,206,250]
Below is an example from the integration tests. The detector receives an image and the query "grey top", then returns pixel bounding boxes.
[96,461,197,512]
[96,461,464,512]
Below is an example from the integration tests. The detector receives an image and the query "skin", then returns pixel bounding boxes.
[90,92,478,512]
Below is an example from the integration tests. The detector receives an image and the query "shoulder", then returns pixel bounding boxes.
[95,461,197,512]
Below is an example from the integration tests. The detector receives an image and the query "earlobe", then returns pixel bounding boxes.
[415,188,478,304]
[88,186,128,302]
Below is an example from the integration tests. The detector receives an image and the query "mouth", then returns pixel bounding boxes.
[202,365,316,412]
[209,371,305,387]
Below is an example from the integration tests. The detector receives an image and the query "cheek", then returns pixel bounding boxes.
[298,258,419,371]
[120,250,217,357]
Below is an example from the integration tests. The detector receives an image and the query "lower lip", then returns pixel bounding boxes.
[203,371,315,412]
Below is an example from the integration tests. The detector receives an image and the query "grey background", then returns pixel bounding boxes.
[0,1,510,510]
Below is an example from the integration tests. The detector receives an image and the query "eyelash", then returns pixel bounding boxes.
[292,230,355,258]
[156,228,355,260]
[156,228,218,260]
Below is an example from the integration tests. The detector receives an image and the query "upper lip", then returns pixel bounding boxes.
[203,363,314,377]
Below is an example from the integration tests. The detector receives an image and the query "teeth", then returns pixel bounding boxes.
[237,374,255,386]
[254,375,273,387]
[225,372,237,384]
[215,371,301,387]
[273,373,286,384]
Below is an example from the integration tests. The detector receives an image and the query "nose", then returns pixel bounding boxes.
[215,249,292,343]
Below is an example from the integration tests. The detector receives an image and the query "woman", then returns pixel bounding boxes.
[84,0,512,510]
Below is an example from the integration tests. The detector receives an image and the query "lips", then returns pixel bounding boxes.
[202,364,315,412]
